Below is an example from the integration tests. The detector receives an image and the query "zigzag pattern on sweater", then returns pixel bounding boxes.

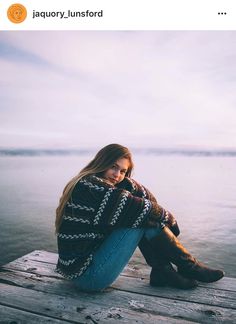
[76,254,93,278]
[93,187,115,225]
[56,254,93,279]
[80,179,105,191]
[93,175,106,183]
[132,199,152,228]
[63,215,90,224]
[110,191,129,226]
[129,178,137,193]
[58,257,76,266]
[140,185,147,198]
[67,202,95,212]
[57,233,104,240]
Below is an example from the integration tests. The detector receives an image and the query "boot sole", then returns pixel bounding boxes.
[150,280,198,289]
[179,270,225,283]
[150,276,198,289]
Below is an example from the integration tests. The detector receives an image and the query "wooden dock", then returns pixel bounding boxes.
[0,250,235,323]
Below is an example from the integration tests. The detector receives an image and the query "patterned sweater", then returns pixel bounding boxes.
[56,175,165,279]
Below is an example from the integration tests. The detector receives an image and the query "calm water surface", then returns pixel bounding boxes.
[0,155,235,277]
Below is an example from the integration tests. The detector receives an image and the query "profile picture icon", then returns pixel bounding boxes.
[7,3,27,24]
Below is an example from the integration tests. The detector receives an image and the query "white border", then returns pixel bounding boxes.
[0,0,236,30]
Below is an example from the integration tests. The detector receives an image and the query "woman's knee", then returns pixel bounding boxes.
[144,226,163,241]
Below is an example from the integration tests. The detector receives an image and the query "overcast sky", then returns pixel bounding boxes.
[0,31,236,150]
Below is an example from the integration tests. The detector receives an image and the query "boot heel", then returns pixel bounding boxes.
[150,264,198,289]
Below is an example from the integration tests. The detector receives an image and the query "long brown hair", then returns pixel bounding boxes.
[55,144,134,232]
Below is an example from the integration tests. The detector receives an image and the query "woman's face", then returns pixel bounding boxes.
[102,158,130,185]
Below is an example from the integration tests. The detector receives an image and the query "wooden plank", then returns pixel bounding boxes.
[4,249,147,273]
[113,276,236,309]
[1,256,149,283]
[2,258,236,310]
[18,250,58,264]
[4,250,235,292]
[122,266,236,293]
[1,268,236,312]
[2,258,62,278]
[0,283,194,324]
[0,304,74,323]
[1,272,236,323]
[4,249,150,278]
[10,249,144,266]
[3,250,236,292]
[1,249,236,323]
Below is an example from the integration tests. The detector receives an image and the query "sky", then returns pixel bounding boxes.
[0,31,236,150]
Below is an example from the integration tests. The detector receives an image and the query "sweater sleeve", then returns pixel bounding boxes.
[116,177,158,203]
[116,177,167,228]
[65,175,165,230]
[117,178,180,234]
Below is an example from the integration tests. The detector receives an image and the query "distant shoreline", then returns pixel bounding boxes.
[0,148,236,157]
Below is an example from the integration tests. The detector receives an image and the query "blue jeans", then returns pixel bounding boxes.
[72,227,162,292]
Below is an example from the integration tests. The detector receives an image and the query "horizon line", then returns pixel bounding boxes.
[0,147,236,157]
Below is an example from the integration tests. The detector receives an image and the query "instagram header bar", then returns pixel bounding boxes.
[1,0,236,30]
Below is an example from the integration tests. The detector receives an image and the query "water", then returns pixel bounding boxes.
[0,154,235,278]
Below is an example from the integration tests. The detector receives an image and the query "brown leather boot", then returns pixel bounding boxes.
[139,236,198,289]
[150,264,198,289]
[149,227,225,283]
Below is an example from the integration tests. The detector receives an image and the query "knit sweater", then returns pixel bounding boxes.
[56,175,165,279]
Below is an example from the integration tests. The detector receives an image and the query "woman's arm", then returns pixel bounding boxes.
[67,175,166,231]
[116,177,180,236]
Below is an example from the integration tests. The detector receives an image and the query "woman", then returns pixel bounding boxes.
[55,144,224,291]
